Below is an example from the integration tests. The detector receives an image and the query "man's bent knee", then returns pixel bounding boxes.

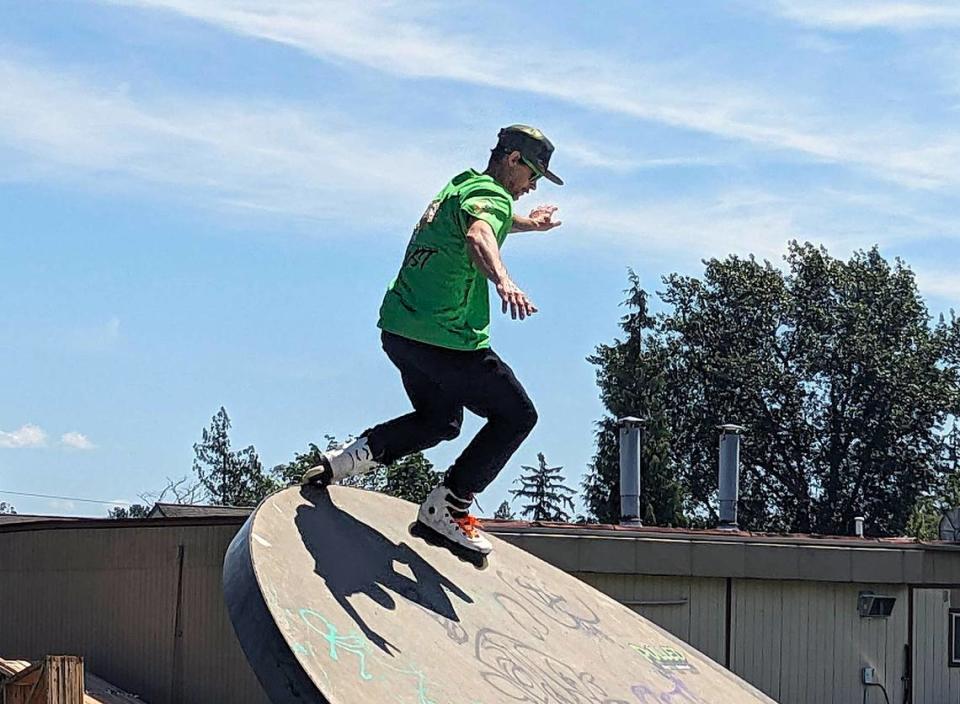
[425,414,462,443]
[512,400,538,436]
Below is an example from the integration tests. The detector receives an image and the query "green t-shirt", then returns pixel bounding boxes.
[378,169,513,351]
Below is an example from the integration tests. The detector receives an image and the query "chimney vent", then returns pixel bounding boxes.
[618,417,646,526]
[717,424,745,531]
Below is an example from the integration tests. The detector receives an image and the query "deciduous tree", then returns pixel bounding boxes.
[586,243,960,535]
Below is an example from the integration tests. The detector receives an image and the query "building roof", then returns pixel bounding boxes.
[2,503,960,584]
[0,514,83,527]
[146,503,253,519]
[482,517,925,546]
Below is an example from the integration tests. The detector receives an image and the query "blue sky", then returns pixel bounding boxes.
[2,1,960,518]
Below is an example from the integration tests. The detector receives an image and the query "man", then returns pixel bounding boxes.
[303,124,563,559]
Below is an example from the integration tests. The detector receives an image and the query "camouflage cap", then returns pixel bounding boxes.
[496,124,563,186]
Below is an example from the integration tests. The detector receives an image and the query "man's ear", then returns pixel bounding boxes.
[507,150,522,167]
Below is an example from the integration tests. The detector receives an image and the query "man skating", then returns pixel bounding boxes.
[303,124,563,562]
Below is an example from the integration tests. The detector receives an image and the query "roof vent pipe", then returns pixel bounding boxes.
[618,417,646,526]
[717,424,745,531]
[854,516,865,538]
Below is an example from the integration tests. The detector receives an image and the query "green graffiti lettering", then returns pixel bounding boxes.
[300,608,373,681]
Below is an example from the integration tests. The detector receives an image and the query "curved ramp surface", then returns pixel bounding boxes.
[223,485,776,704]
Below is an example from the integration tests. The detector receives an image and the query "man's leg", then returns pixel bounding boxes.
[442,348,538,499]
[303,332,463,485]
[362,332,464,465]
[412,346,535,558]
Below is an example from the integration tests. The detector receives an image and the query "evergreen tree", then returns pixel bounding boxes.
[193,407,276,506]
[511,452,576,522]
[494,500,515,520]
[584,273,686,526]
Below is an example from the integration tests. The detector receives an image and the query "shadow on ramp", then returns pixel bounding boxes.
[293,488,472,655]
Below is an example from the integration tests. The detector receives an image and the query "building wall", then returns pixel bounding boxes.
[581,573,909,704]
[913,587,960,704]
[731,579,906,704]
[0,522,269,704]
[577,573,727,662]
[4,520,959,704]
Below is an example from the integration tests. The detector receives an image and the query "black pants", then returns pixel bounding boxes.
[363,331,538,498]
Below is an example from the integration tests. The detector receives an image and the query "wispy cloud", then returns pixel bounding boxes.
[769,1,960,31]
[0,424,47,448]
[61,432,96,450]
[48,499,77,513]
[561,190,804,265]
[96,0,960,190]
[0,57,453,227]
[915,272,960,301]
[68,316,122,352]
[562,141,721,173]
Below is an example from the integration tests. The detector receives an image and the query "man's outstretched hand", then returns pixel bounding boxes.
[513,205,562,232]
[528,204,561,230]
[496,279,538,320]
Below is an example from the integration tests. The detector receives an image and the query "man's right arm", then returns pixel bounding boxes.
[465,218,538,320]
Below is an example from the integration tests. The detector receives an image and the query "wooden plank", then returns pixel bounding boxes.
[2,657,141,704]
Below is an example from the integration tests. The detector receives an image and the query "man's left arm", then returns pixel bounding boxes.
[511,204,562,233]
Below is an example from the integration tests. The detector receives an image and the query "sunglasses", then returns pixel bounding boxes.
[520,156,543,183]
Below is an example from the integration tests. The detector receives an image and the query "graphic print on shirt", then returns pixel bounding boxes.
[411,199,441,242]
[403,245,439,270]
[403,198,442,271]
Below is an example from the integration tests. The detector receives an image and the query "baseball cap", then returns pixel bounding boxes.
[496,124,564,186]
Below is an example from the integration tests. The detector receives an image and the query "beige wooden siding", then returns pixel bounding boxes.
[730,580,907,704]
[912,587,960,703]
[0,524,268,704]
[574,573,727,662]
[173,525,267,704]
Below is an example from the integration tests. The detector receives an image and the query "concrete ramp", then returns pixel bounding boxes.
[223,485,777,704]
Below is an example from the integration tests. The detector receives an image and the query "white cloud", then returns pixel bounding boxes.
[770,1,960,31]
[61,432,96,450]
[47,499,77,513]
[0,57,455,227]
[94,0,960,190]
[560,190,804,265]
[561,141,721,172]
[0,424,47,448]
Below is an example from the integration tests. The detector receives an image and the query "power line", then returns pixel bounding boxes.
[0,489,139,507]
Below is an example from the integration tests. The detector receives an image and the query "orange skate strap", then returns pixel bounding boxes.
[454,514,481,539]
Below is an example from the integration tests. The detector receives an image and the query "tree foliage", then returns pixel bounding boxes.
[585,278,685,526]
[272,435,442,504]
[0,501,15,515]
[193,407,275,507]
[586,243,960,535]
[907,427,960,539]
[511,452,576,522]
[494,501,515,520]
[108,504,151,519]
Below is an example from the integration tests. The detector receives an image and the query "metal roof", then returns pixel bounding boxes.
[146,503,253,519]
[0,514,83,526]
